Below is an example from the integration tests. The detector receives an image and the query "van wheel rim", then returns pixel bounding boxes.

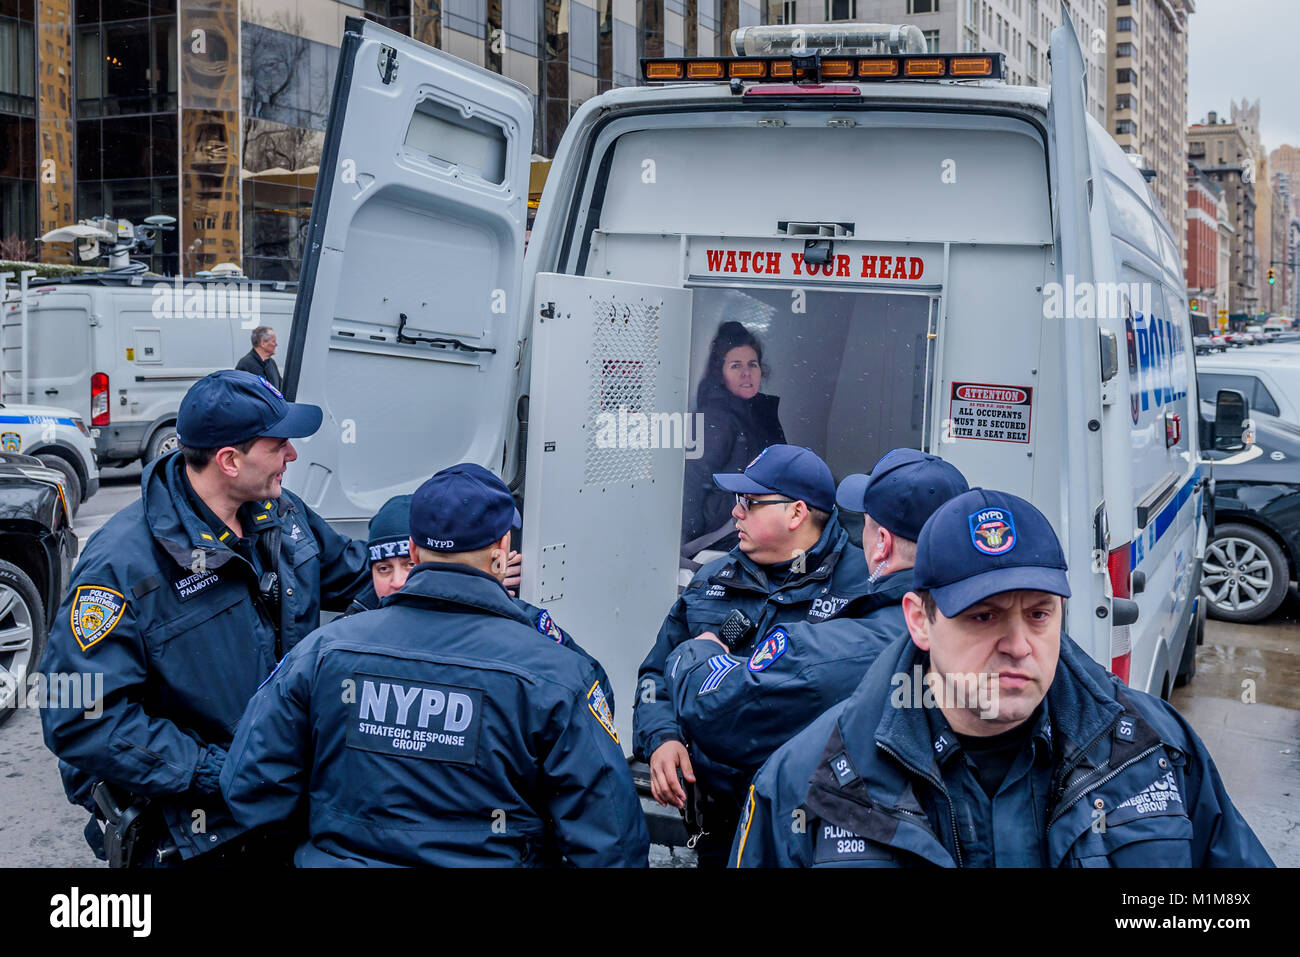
[0,585,35,709]
[158,433,179,454]
[1202,537,1273,612]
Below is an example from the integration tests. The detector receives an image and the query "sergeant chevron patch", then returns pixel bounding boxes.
[699,654,739,695]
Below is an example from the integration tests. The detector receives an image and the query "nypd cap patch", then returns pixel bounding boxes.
[969,507,1017,555]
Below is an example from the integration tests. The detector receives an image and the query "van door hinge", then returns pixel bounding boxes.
[377,45,398,84]
[539,302,556,321]
[88,314,100,326]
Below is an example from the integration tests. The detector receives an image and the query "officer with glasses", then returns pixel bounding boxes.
[632,444,871,866]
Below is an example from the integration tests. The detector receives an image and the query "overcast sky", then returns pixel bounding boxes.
[1186,0,1300,152]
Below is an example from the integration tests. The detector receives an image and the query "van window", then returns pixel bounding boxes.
[1197,372,1280,418]
[680,285,935,547]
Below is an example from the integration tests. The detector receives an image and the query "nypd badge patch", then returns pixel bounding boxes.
[536,610,563,642]
[748,628,788,672]
[969,507,1017,555]
[587,681,618,743]
[70,585,126,652]
[1,431,20,452]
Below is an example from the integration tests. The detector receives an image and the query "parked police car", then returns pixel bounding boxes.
[0,403,98,516]
[284,14,1215,742]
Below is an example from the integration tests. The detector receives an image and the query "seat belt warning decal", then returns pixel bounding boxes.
[947,383,1033,444]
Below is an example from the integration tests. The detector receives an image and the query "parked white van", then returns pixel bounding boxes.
[1197,350,1300,427]
[284,14,1217,742]
[1,274,296,467]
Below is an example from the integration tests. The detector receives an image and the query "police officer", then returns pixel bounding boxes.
[634,444,870,866]
[343,492,617,711]
[40,370,370,866]
[732,489,1275,867]
[221,463,649,867]
[665,449,968,799]
[343,494,416,615]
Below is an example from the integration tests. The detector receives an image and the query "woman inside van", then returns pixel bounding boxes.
[681,320,786,550]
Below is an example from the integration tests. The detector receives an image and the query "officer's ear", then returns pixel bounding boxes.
[902,591,932,651]
[786,499,808,531]
[213,445,243,479]
[407,537,420,562]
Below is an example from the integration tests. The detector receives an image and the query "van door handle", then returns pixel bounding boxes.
[44,388,58,395]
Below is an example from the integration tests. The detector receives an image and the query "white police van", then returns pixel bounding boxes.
[1,275,296,468]
[285,13,1215,743]
[0,403,98,515]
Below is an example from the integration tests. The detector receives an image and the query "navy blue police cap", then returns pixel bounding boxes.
[914,489,1070,617]
[367,494,412,565]
[712,444,836,513]
[408,463,521,553]
[835,448,969,541]
[176,369,322,448]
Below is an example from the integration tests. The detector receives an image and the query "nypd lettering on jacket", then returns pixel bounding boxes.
[807,594,851,621]
[347,673,483,763]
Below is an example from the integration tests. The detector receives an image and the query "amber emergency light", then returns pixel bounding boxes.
[641,52,1003,85]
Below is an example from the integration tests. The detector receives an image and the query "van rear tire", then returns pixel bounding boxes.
[145,425,179,464]
[36,454,81,517]
[1202,523,1289,623]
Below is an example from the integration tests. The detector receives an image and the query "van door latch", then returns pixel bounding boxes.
[539,302,556,320]
[377,45,398,85]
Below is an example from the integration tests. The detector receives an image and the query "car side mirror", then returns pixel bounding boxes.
[1212,389,1250,452]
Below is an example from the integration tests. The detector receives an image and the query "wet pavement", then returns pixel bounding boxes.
[1171,589,1300,867]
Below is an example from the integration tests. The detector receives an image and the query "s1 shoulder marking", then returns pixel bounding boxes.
[586,681,619,743]
[70,585,127,652]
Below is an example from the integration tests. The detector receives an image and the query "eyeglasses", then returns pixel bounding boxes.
[734,494,796,513]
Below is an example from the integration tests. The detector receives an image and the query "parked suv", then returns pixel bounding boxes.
[0,453,78,723]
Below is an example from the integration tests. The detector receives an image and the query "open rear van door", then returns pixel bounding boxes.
[283,17,534,534]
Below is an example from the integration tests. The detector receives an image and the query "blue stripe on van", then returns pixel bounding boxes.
[0,414,77,427]
[1130,471,1200,569]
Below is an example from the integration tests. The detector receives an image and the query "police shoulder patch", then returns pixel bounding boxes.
[587,681,619,743]
[747,628,788,672]
[70,585,127,652]
[536,610,563,642]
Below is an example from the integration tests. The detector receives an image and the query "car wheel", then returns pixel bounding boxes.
[1201,524,1290,623]
[145,424,179,463]
[0,559,46,726]
[36,454,81,518]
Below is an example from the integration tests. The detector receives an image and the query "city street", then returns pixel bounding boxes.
[0,463,1296,866]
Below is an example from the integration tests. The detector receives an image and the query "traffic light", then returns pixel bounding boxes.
[1268,267,1276,285]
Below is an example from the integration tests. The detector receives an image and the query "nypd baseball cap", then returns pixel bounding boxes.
[408,463,521,553]
[367,494,412,565]
[712,444,836,514]
[914,488,1070,617]
[176,369,323,448]
[835,448,969,541]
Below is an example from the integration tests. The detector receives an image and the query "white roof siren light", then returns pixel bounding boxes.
[730,22,928,57]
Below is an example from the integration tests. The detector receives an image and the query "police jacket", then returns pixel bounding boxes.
[665,567,913,801]
[633,514,869,772]
[344,581,616,714]
[731,632,1274,868]
[221,563,650,867]
[40,451,369,860]
[681,379,785,543]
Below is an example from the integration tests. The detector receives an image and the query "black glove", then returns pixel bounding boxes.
[193,746,228,796]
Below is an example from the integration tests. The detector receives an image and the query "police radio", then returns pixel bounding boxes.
[719,609,757,652]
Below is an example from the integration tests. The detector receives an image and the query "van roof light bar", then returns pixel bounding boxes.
[730,23,927,56]
[640,52,1004,86]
